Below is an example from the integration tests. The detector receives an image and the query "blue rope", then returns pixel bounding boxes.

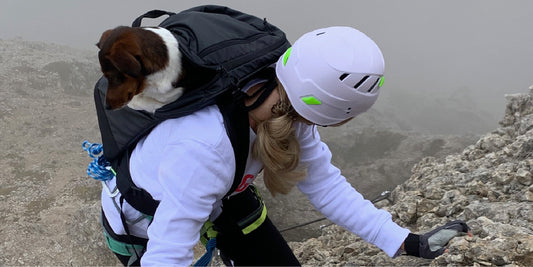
[193,238,217,266]
[82,141,115,181]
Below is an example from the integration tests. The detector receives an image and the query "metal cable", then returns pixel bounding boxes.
[280,190,392,233]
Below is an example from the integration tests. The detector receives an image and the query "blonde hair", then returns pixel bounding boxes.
[252,82,306,195]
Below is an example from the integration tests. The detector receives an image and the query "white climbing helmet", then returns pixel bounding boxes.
[276,26,385,126]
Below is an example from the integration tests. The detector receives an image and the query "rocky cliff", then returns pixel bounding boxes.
[289,88,533,266]
[0,38,529,266]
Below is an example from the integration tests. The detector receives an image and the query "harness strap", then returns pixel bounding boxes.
[118,196,144,263]
[237,185,267,235]
[102,229,145,257]
[101,210,147,265]
[214,185,267,237]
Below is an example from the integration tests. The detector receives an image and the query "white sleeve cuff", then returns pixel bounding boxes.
[373,219,410,258]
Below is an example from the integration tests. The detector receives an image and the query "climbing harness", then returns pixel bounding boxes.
[85,138,389,265]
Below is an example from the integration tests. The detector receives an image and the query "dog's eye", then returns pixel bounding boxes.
[108,74,124,85]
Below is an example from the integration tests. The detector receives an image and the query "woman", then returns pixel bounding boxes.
[100,26,469,266]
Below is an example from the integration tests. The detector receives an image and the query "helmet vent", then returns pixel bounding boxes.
[353,75,369,89]
[316,32,326,36]
[339,73,349,81]
[368,78,380,92]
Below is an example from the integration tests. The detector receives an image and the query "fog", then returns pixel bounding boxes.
[1,0,532,134]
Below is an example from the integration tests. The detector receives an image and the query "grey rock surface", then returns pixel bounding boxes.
[289,87,533,266]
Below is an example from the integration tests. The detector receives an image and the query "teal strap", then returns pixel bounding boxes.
[103,228,145,257]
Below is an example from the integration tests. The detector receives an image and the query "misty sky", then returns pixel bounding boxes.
[1,0,532,134]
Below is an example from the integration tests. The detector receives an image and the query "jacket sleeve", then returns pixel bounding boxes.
[295,122,409,257]
[140,139,235,266]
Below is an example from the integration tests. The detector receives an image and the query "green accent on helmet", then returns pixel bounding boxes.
[283,47,292,66]
[378,76,385,87]
[301,96,322,105]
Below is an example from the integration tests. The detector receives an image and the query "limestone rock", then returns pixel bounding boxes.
[290,87,533,266]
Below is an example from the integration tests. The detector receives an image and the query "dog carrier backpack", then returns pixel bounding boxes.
[93,5,291,216]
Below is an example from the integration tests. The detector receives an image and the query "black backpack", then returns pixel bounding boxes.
[94,5,291,216]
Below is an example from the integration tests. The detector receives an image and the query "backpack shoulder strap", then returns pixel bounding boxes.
[217,92,250,198]
[115,150,159,216]
[94,78,160,215]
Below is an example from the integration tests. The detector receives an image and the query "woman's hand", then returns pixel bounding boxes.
[403,220,472,259]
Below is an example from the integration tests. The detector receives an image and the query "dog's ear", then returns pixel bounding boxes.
[108,49,142,78]
[96,29,113,49]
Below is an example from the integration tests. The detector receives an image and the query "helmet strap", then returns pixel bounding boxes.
[243,78,278,112]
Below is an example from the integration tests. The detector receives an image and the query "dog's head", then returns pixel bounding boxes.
[97,26,169,110]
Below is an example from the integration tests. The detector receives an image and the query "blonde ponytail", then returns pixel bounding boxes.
[252,83,306,195]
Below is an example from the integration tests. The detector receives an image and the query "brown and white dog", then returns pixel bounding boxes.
[96,26,184,113]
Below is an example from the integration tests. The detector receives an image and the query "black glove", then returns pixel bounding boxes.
[404,220,470,259]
